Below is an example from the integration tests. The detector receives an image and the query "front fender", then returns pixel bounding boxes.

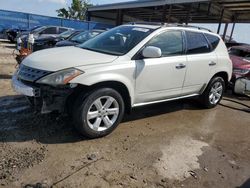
[70,64,135,105]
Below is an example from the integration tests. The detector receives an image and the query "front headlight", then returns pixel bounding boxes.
[233,68,250,75]
[37,68,84,86]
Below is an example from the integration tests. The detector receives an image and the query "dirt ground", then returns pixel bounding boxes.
[0,39,250,188]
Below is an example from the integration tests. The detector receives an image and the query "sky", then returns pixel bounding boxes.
[0,0,127,17]
[0,0,250,43]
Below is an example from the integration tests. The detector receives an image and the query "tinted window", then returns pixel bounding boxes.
[42,27,57,34]
[146,31,183,56]
[59,28,68,34]
[186,31,210,54]
[204,33,220,50]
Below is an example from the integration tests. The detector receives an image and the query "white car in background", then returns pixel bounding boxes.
[12,23,232,138]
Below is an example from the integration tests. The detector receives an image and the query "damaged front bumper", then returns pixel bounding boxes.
[234,77,250,96]
[12,75,73,114]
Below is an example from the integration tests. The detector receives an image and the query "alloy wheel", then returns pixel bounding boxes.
[87,96,119,132]
[209,81,223,105]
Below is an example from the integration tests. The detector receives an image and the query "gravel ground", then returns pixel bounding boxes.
[0,39,250,188]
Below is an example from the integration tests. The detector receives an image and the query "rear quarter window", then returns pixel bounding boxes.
[204,33,220,50]
[59,28,68,34]
[186,31,211,54]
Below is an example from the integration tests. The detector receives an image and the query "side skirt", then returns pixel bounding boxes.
[132,93,200,107]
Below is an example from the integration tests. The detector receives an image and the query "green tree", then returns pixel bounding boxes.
[57,0,92,20]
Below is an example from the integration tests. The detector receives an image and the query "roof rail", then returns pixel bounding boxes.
[127,22,212,32]
[128,22,166,26]
[174,24,212,32]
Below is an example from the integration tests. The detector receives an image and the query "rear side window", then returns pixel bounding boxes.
[204,33,220,50]
[59,28,68,34]
[186,31,210,54]
[42,27,57,34]
[147,30,184,56]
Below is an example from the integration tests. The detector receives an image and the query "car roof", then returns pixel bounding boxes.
[123,22,217,36]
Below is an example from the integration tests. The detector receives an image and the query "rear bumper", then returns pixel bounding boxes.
[12,74,73,114]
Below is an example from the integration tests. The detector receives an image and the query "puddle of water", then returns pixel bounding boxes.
[154,136,208,181]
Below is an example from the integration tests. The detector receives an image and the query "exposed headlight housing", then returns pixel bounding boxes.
[36,68,83,86]
[233,68,250,75]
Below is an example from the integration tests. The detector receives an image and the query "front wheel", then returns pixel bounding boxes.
[73,88,125,138]
[200,77,225,108]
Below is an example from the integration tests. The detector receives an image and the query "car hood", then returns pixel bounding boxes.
[230,55,250,69]
[22,46,118,71]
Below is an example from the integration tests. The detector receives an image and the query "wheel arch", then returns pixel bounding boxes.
[67,81,132,114]
[211,71,229,87]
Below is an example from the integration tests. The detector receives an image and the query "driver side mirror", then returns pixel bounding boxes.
[142,46,162,58]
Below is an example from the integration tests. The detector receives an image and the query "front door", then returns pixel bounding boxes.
[134,30,187,104]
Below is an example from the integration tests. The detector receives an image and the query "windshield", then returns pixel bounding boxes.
[79,26,154,55]
[59,30,75,38]
[31,26,46,34]
[70,30,101,43]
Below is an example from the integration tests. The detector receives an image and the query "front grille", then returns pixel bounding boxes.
[17,64,52,82]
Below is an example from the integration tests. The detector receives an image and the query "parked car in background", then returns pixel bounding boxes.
[225,42,247,49]
[229,45,250,95]
[6,28,28,43]
[19,26,73,42]
[55,30,105,47]
[15,26,43,41]
[32,29,78,52]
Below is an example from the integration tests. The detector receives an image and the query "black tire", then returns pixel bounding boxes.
[73,88,125,139]
[200,77,225,108]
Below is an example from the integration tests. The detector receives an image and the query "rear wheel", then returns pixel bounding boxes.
[73,88,125,138]
[200,77,225,108]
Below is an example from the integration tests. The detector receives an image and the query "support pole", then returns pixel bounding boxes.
[229,22,236,42]
[185,4,192,25]
[162,5,167,23]
[217,8,224,34]
[222,23,228,41]
[116,9,123,26]
[167,5,172,23]
[27,14,30,29]
[87,11,91,22]
[207,2,211,15]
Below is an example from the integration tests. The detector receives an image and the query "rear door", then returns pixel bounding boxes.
[182,31,217,95]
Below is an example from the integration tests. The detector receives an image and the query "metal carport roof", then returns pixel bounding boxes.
[88,0,250,24]
[87,0,250,41]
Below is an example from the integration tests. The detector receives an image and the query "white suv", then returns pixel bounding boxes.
[12,23,232,138]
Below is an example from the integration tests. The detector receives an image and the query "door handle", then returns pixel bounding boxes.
[176,63,186,69]
[209,61,216,66]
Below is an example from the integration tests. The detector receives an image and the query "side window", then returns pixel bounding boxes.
[59,28,68,34]
[42,27,57,34]
[146,30,183,56]
[204,33,220,50]
[186,31,211,54]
